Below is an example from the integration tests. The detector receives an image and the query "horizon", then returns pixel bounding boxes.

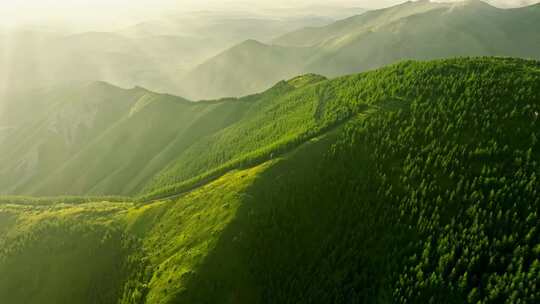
[1,0,539,31]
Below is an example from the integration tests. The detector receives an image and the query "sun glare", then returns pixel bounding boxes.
[0,0,179,29]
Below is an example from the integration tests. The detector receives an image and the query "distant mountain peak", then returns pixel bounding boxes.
[86,81,150,94]
[131,85,150,93]
[442,0,495,9]
[459,0,492,6]
[240,39,266,47]
[87,81,119,90]
[221,39,269,54]
[402,0,440,7]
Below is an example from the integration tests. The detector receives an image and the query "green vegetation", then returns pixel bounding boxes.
[168,57,540,303]
[1,83,251,196]
[7,1,540,194]
[3,72,334,198]
[0,202,136,304]
[1,58,540,303]
[0,163,271,304]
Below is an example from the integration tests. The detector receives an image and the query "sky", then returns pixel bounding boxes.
[0,0,539,29]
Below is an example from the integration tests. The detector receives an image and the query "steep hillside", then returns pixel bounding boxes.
[0,162,271,304]
[143,73,331,197]
[181,40,316,100]
[2,88,254,196]
[186,57,540,304]
[181,0,540,99]
[5,55,540,202]
[31,93,252,196]
[1,58,540,304]
[0,83,146,194]
[0,202,136,304]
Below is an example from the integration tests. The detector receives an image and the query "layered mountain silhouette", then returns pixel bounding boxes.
[181,0,540,99]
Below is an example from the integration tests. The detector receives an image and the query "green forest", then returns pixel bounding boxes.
[1,57,539,303]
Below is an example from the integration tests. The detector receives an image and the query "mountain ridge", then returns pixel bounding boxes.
[2,57,539,200]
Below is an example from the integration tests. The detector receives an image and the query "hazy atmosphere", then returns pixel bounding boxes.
[1,0,540,303]
[1,0,539,29]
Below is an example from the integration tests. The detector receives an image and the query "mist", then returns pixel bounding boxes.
[2,0,539,31]
[1,0,540,102]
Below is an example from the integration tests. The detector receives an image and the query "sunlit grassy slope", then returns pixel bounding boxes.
[0,202,134,304]
[0,161,272,304]
[1,58,540,303]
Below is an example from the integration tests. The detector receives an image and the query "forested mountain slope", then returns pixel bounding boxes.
[0,83,146,194]
[1,74,331,197]
[1,58,539,304]
[0,83,254,196]
[181,0,540,99]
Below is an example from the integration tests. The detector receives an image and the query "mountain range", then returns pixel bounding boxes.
[180,0,540,99]
[0,7,362,99]
[3,0,540,198]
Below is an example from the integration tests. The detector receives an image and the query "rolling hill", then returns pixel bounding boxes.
[1,58,540,303]
[181,0,540,99]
